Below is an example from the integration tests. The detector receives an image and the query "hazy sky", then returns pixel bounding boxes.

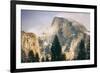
[21,10,90,35]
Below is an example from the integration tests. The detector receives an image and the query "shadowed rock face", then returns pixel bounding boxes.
[21,17,90,62]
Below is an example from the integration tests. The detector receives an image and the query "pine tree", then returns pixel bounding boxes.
[77,39,86,60]
[28,50,35,62]
[21,49,26,62]
[86,38,90,59]
[51,35,62,61]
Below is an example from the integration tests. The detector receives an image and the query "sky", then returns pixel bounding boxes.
[21,10,90,35]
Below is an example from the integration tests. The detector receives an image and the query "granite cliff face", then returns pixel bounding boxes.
[50,17,90,60]
[21,31,41,62]
[21,17,90,62]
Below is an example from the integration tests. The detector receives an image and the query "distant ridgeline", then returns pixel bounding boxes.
[21,17,90,63]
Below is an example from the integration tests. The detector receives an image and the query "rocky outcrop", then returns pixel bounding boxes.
[21,31,41,62]
[50,17,90,60]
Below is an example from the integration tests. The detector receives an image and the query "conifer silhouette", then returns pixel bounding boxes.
[51,35,62,61]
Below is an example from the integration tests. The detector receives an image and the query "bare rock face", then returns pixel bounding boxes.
[51,17,90,60]
[21,31,41,62]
